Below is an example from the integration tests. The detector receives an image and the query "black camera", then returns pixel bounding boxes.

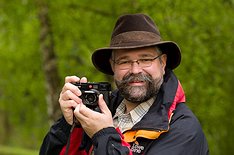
[73,82,111,111]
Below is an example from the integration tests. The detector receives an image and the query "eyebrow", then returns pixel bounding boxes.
[115,54,156,61]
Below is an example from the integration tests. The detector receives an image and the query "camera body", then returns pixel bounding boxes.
[73,82,111,111]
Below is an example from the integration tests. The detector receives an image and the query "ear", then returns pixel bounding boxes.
[109,58,115,73]
[160,54,167,70]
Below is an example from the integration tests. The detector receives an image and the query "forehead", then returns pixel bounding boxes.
[112,46,157,58]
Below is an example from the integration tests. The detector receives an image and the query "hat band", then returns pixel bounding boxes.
[110,31,162,47]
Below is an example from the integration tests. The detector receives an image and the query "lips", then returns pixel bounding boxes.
[128,80,145,86]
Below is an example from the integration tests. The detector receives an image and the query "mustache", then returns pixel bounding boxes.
[121,73,153,84]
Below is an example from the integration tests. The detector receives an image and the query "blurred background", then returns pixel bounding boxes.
[0,0,233,154]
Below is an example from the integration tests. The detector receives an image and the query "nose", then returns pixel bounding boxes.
[129,61,143,74]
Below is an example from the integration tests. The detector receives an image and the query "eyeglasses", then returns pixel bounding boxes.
[112,54,162,70]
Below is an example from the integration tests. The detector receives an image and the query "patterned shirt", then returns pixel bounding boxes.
[113,97,155,133]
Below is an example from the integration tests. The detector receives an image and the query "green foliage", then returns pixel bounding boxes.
[0,145,37,155]
[0,0,233,154]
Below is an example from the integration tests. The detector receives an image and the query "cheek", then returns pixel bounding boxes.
[146,64,165,79]
[113,70,128,81]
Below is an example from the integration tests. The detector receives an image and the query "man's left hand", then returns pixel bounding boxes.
[74,94,114,138]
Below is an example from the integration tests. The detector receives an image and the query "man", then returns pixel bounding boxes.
[40,13,209,155]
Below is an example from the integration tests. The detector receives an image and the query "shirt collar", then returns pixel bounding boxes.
[114,97,155,124]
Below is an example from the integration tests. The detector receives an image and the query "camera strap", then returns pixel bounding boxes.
[64,120,76,155]
[65,113,81,155]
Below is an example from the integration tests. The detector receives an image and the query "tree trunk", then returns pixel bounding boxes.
[0,110,11,143]
[37,0,61,125]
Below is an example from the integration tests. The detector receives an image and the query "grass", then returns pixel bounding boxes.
[0,145,38,155]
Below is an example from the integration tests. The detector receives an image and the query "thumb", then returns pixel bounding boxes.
[98,94,110,114]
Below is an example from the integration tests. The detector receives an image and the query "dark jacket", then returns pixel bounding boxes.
[40,70,209,155]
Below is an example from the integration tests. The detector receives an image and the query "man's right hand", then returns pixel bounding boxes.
[59,76,87,125]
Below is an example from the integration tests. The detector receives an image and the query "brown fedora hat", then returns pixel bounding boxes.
[92,13,181,75]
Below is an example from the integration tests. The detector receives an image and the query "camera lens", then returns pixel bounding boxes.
[85,93,97,104]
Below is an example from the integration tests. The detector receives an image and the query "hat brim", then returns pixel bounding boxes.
[92,41,181,75]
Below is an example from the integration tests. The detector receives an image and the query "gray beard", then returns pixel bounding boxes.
[115,72,164,104]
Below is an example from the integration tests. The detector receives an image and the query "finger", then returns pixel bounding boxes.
[98,94,110,114]
[59,100,78,125]
[65,76,80,83]
[74,104,89,122]
[78,103,96,117]
[80,77,88,83]
[62,100,78,109]
[60,92,82,106]
[61,89,80,101]
[61,82,81,96]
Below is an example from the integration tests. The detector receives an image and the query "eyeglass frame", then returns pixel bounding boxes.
[111,54,163,70]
